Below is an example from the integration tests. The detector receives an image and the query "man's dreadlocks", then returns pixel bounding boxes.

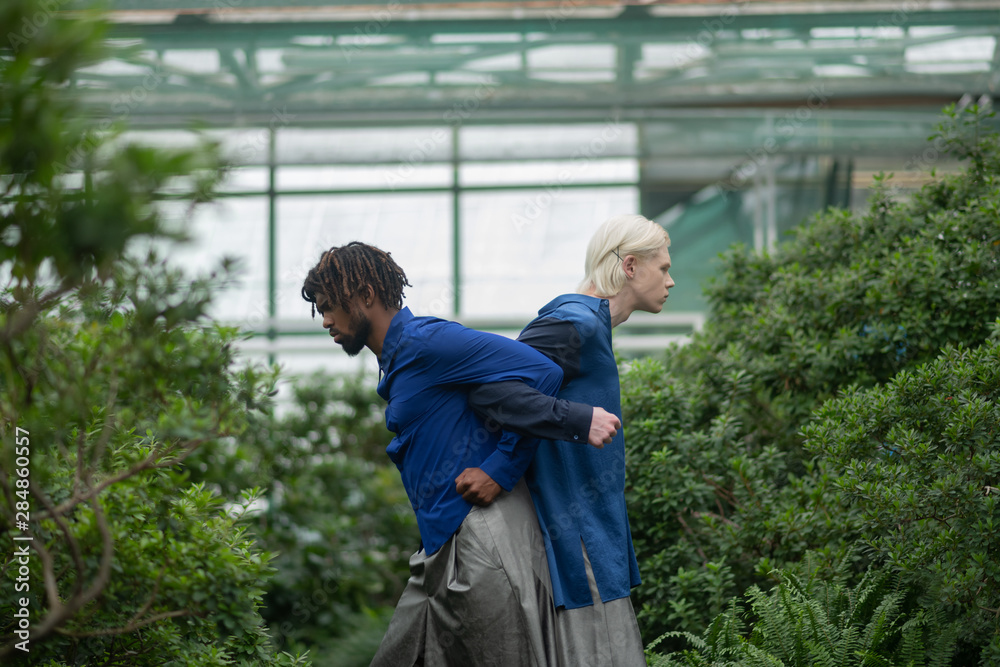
[301,241,411,317]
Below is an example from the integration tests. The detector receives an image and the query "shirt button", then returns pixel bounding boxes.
[573,435,579,440]
[602,299,609,305]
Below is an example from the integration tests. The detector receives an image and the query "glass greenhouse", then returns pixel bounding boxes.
[67,0,1000,373]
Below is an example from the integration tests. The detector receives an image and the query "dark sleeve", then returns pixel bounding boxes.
[517,318,584,384]
[467,318,593,443]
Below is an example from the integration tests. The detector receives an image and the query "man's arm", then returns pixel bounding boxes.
[455,400,620,506]
[467,318,621,449]
[415,320,565,500]
[470,381,619,447]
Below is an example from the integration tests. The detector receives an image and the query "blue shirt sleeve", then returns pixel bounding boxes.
[415,321,563,388]
[478,432,535,491]
[414,321,564,490]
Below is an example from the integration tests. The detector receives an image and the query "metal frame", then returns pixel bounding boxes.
[73,5,1000,125]
[62,1,1000,358]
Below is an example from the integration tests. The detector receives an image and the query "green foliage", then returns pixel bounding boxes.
[623,101,1000,659]
[0,1,223,290]
[186,372,419,667]
[0,1,308,663]
[648,564,957,667]
[805,331,1000,652]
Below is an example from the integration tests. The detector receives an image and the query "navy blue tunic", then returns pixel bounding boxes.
[469,294,642,609]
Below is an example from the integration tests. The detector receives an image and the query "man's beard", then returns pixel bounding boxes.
[340,310,372,357]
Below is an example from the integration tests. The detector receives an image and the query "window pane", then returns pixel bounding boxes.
[219,167,269,193]
[460,186,638,318]
[157,197,269,325]
[277,164,451,191]
[277,127,453,164]
[276,192,453,321]
[460,123,636,161]
[460,159,636,187]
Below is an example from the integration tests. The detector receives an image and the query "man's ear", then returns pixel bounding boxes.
[622,255,638,279]
[362,284,375,308]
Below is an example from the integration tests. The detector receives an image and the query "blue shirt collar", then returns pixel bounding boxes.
[538,293,610,322]
[378,307,414,376]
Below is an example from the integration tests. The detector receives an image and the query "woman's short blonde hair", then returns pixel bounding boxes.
[578,214,670,297]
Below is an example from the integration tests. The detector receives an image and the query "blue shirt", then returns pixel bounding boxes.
[522,294,642,609]
[376,307,564,555]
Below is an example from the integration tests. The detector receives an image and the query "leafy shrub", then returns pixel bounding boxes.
[187,372,419,667]
[624,102,1000,655]
[804,331,1000,661]
[0,1,308,663]
[648,564,957,667]
[0,262,305,666]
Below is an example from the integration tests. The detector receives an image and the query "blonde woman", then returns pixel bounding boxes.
[468,214,674,665]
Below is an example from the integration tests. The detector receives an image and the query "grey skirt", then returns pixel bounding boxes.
[552,542,646,667]
[371,479,560,667]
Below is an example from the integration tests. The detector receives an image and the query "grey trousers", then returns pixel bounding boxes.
[552,542,646,667]
[370,479,559,667]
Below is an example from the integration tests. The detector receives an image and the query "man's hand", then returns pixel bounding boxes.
[589,407,621,448]
[455,468,503,506]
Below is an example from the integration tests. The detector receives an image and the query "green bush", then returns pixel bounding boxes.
[0,261,305,666]
[187,372,419,667]
[648,563,957,667]
[0,1,308,663]
[624,102,1000,657]
[646,332,1000,664]
[804,331,1000,660]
